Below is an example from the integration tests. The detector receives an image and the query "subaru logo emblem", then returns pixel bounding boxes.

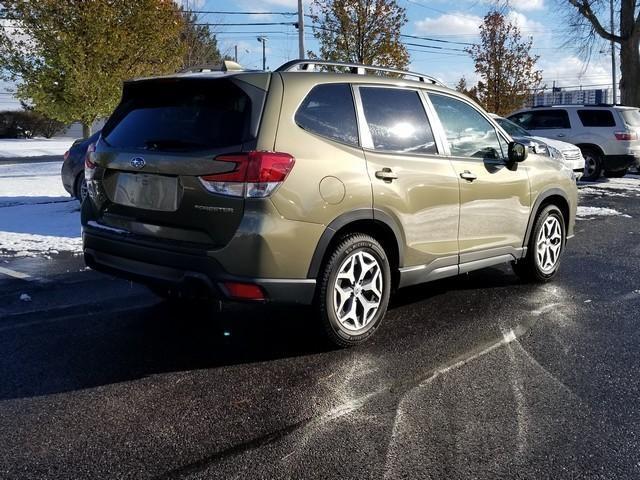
[130,157,145,169]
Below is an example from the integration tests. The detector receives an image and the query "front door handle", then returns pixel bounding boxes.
[375,168,398,181]
[460,170,477,181]
[556,133,566,138]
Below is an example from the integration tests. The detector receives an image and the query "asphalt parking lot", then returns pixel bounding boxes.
[1,176,640,479]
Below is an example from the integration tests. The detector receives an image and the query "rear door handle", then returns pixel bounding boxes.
[556,133,566,138]
[375,168,398,181]
[460,170,477,181]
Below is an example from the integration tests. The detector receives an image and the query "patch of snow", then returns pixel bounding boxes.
[19,293,31,302]
[578,186,630,198]
[0,162,82,257]
[576,206,631,219]
[0,201,82,257]
[0,161,71,206]
[0,138,74,158]
[580,177,640,193]
[584,299,592,303]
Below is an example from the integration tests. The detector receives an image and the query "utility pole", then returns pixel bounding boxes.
[297,0,305,59]
[257,37,267,70]
[234,45,238,63]
[610,0,617,104]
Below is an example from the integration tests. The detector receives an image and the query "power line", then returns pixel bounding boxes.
[404,42,467,52]
[400,33,473,46]
[189,11,297,15]
[195,22,296,27]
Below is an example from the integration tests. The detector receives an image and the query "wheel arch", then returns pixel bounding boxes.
[307,209,404,286]
[523,189,571,247]
[575,143,604,156]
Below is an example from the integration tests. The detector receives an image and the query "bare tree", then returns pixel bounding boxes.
[565,0,640,106]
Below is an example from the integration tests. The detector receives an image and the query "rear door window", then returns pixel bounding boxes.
[577,109,616,127]
[102,78,256,151]
[295,83,359,145]
[510,110,571,130]
[429,93,503,159]
[530,110,571,130]
[358,87,437,154]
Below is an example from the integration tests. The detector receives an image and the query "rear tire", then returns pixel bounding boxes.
[580,147,602,181]
[316,233,391,348]
[512,205,565,283]
[74,172,88,202]
[604,168,628,178]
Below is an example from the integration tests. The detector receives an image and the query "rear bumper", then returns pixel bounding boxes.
[602,154,636,172]
[83,228,316,305]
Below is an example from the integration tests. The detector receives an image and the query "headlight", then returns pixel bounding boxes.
[531,142,549,156]
[547,146,563,160]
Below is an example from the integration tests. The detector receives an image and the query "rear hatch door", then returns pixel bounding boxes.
[92,74,268,247]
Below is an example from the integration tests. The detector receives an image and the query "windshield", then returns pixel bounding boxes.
[621,109,640,127]
[496,117,531,137]
[102,78,254,151]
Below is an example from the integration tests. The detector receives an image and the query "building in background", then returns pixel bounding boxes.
[529,88,613,107]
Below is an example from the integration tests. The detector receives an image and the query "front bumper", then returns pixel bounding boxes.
[83,227,316,305]
[602,154,636,172]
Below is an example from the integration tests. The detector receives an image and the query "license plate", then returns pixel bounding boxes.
[113,173,178,211]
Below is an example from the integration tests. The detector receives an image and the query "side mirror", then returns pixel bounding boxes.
[508,141,528,163]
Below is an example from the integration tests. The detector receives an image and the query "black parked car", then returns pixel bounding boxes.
[61,131,100,202]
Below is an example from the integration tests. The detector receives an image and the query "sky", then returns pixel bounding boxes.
[0,0,618,111]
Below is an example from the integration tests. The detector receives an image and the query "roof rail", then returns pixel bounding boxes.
[275,59,446,87]
[532,103,625,108]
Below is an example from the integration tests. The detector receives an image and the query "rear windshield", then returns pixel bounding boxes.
[621,109,640,127]
[102,78,253,151]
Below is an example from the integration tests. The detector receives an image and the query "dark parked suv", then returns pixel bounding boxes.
[82,60,577,346]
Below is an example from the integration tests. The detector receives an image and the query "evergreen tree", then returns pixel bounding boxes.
[309,0,409,69]
[181,10,224,69]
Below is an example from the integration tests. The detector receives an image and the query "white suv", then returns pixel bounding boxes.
[508,105,640,180]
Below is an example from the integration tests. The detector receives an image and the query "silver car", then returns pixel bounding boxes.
[491,114,585,180]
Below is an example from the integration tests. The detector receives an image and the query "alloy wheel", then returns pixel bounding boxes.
[333,251,383,331]
[536,216,563,274]
[584,154,598,178]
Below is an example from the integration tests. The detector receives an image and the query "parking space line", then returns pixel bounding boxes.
[0,266,32,281]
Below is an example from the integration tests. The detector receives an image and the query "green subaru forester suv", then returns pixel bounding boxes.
[82,60,577,347]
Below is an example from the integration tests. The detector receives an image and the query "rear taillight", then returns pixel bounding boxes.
[63,150,69,162]
[84,142,97,179]
[615,131,638,141]
[223,282,265,301]
[199,151,295,198]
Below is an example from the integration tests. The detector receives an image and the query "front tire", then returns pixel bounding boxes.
[316,233,391,347]
[512,205,566,283]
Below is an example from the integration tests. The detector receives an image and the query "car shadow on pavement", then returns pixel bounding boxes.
[0,297,334,401]
[0,265,527,401]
